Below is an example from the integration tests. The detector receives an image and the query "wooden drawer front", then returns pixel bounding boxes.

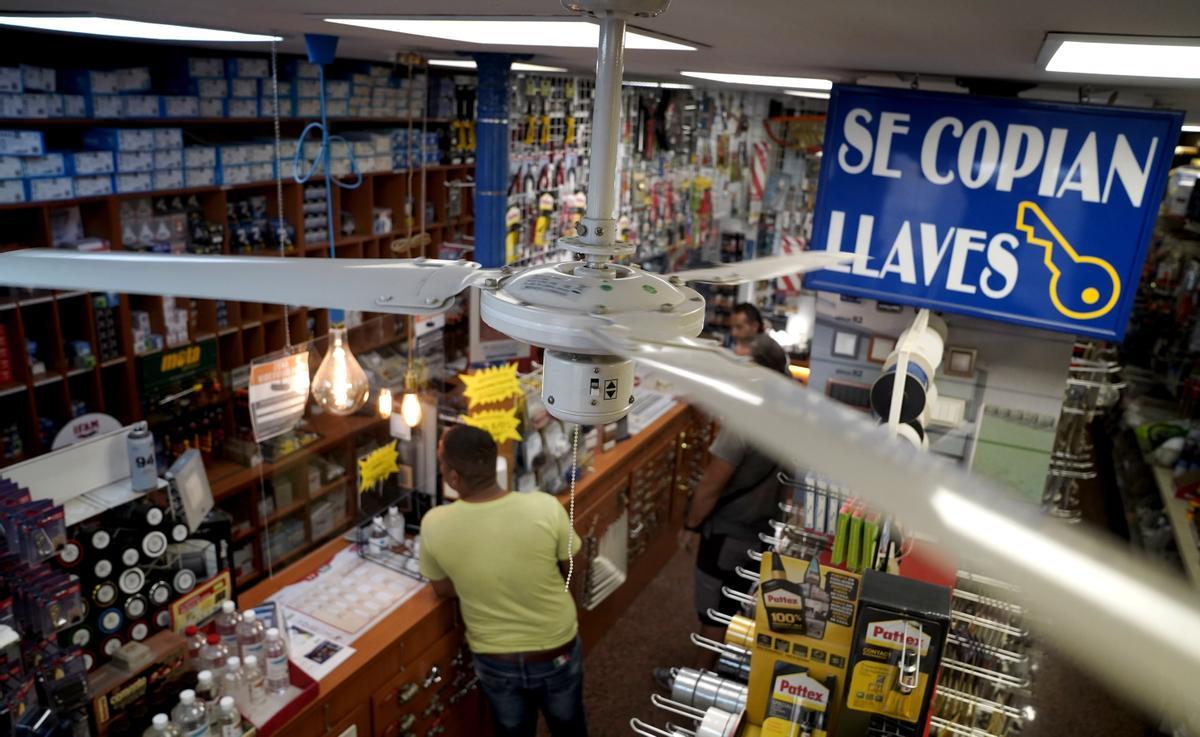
[373,626,479,737]
[285,700,371,737]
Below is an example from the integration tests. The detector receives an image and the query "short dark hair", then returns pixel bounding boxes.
[749,334,789,375]
[733,303,765,332]
[441,425,497,490]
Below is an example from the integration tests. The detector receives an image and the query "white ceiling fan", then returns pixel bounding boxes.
[3,0,1200,728]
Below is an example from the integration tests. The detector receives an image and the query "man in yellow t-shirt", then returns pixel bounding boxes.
[419,425,586,737]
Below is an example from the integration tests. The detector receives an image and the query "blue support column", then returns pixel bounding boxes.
[472,54,514,268]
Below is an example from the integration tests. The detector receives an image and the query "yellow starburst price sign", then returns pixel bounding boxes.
[459,363,523,410]
[461,408,523,445]
[357,441,400,493]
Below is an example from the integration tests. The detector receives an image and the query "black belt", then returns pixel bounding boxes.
[480,639,575,664]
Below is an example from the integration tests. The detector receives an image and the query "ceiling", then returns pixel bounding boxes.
[6,0,1200,119]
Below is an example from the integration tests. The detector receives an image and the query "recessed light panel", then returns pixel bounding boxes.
[785,90,831,100]
[428,59,569,72]
[325,18,694,51]
[0,15,281,42]
[681,71,831,90]
[1041,34,1200,79]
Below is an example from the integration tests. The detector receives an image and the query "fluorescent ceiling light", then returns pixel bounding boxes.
[681,71,831,90]
[429,59,568,72]
[785,90,831,100]
[1183,124,1200,133]
[324,18,694,51]
[0,15,280,41]
[1041,34,1200,79]
[623,80,694,89]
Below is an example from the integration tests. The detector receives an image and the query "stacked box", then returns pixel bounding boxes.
[0,130,44,155]
[226,58,269,78]
[0,67,21,93]
[84,127,154,152]
[130,310,163,355]
[161,96,200,118]
[199,97,224,117]
[226,97,257,118]
[66,150,115,176]
[20,65,55,93]
[73,175,113,197]
[162,297,190,348]
[114,67,152,93]
[0,179,23,204]
[25,177,72,201]
[89,95,123,118]
[93,293,120,361]
[0,156,20,179]
[62,95,86,117]
[0,324,11,384]
[23,153,66,177]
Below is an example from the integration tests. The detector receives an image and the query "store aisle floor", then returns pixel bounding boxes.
[573,548,1153,737]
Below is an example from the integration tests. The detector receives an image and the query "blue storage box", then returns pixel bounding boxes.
[152,129,183,149]
[67,150,115,176]
[61,70,119,95]
[185,57,225,78]
[20,65,55,93]
[295,99,321,118]
[62,95,86,118]
[84,128,154,152]
[184,167,216,187]
[199,98,224,118]
[0,129,44,156]
[115,172,153,194]
[121,95,161,118]
[325,80,351,99]
[154,149,183,170]
[114,67,152,93]
[116,151,154,173]
[226,98,258,118]
[294,79,322,98]
[161,96,200,118]
[88,95,124,119]
[153,169,184,191]
[0,178,24,203]
[0,95,25,118]
[73,175,113,197]
[0,67,21,93]
[226,58,269,78]
[184,147,217,169]
[26,93,61,118]
[189,78,228,98]
[0,156,21,179]
[229,78,258,98]
[258,96,293,118]
[287,60,320,79]
[25,176,73,201]
[23,153,66,178]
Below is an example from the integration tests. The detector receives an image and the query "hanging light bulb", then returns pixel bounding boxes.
[377,387,393,419]
[311,325,370,415]
[400,390,423,428]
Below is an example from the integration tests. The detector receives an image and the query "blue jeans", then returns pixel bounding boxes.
[472,636,588,737]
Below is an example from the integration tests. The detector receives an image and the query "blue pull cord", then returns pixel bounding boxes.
[291,65,363,273]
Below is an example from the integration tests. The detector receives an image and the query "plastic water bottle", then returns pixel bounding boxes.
[214,601,240,646]
[216,696,241,737]
[385,506,405,548]
[186,626,207,670]
[198,634,229,677]
[143,714,181,737]
[367,516,387,554]
[235,609,265,661]
[221,656,245,706]
[263,627,289,694]
[170,690,211,737]
[240,655,266,708]
[194,670,219,727]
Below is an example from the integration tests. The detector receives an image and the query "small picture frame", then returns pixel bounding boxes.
[867,336,896,364]
[945,347,977,378]
[832,330,859,359]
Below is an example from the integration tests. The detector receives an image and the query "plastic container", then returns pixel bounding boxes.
[198,634,229,677]
[385,505,405,548]
[240,655,266,708]
[264,627,290,693]
[170,690,211,737]
[214,600,240,646]
[367,515,387,554]
[221,656,245,706]
[217,696,241,737]
[235,609,265,661]
[195,670,219,727]
[143,713,181,737]
[185,625,207,669]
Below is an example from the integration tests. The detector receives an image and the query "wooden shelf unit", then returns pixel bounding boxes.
[0,161,473,585]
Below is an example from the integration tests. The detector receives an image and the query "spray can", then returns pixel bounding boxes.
[127,423,158,493]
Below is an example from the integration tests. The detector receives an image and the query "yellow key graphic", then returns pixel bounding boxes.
[1015,201,1121,321]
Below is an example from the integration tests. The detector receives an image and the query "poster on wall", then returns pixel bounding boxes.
[806,85,1183,340]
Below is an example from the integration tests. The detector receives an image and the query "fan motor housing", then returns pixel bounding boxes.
[542,351,636,425]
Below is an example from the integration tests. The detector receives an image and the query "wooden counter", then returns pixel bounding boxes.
[239,402,708,737]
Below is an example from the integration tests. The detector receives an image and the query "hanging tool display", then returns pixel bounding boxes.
[450,77,476,164]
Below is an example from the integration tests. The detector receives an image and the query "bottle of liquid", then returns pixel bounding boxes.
[367,516,387,554]
[195,670,219,727]
[240,655,266,709]
[186,625,207,669]
[235,609,265,661]
[216,696,241,737]
[170,690,211,737]
[760,553,807,634]
[143,713,181,737]
[385,505,405,548]
[198,634,229,677]
[263,627,290,694]
[221,656,245,706]
[214,600,240,646]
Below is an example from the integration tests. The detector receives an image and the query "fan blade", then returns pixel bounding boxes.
[0,249,490,314]
[670,251,852,284]
[596,326,1200,730]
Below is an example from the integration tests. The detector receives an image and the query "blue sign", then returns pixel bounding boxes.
[806,85,1183,340]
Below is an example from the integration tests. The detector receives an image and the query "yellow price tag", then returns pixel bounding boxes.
[459,363,523,410]
[461,408,523,445]
[358,441,401,492]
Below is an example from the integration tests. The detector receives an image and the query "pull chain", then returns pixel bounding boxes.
[565,424,580,592]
